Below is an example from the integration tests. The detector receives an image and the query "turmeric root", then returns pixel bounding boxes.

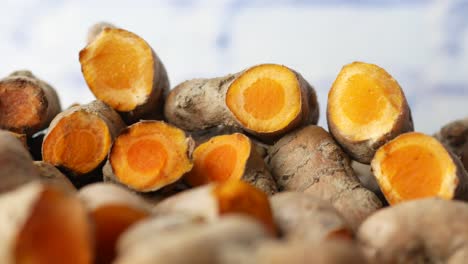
[79,183,150,264]
[164,64,319,141]
[270,192,352,242]
[185,133,277,195]
[79,24,169,123]
[104,121,193,192]
[267,125,382,230]
[252,240,368,264]
[34,161,76,193]
[0,70,61,136]
[371,132,468,205]
[114,215,271,264]
[154,181,277,235]
[358,198,468,264]
[42,100,125,179]
[0,130,38,193]
[327,62,413,163]
[435,117,468,170]
[0,182,93,264]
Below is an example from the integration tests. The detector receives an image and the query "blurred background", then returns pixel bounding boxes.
[1,0,467,133]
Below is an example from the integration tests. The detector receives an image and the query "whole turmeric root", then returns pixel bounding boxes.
[42,100,125,180]
[104,121,193,192]
[267,125,382,230]
[435,117,468,171]
[327,62,413,163]
[164,64,319,141]
[185,133,277,195]
[0,71,61,136]
[358,198,468,264]
[371,132,468,204]
[79,24,169,123]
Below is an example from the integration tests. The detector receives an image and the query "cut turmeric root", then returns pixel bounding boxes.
[165,64,318,141]
[0,71,61,136]
[43,101,125,177]
[185,133,277,195]
[327,62,413,163]
[0,182,93,264]
[79,25,169,123]
[371,132,468,205]
[79,183,150,264]
[105,121,193,192]
[154,181,277,235]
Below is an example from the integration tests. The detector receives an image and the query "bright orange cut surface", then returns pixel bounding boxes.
[185,133,250,187]
[14,187,93,264]
[226,64,301,133]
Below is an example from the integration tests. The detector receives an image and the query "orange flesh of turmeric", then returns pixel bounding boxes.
[110,122,192,191]
[92,205,148,264]
[14,188,93,264]
[42,111,111,174]
[243,78,285,120]
[340,74,386,125]
[0,83,42,131]
[185,134,250,187]
[381,145,443,201]
[80,28,153,112]
[214,181,277,235]
[226,64,301,133]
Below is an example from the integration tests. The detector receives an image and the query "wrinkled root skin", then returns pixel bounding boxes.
[358,198,468,264]
[435,117,468,171]
[268,125,382,230]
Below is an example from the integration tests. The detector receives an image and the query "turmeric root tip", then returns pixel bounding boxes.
[0,71,61,136]
[108,121,193,192]
[43,101,124,175]
[185,133,277,194]
[327,62,413,163]
[371,132,468,205]
[13,184,93,264]
[226,64,318,136]
[79,27,168,123]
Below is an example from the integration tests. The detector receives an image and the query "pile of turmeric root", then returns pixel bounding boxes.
[0,23,467,264]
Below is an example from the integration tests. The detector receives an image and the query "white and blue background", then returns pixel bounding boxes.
[1,0,467,133]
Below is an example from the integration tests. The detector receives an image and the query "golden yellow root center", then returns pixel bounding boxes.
[381,144,443,201]
[203,145,238,182]
[127,139,168,175]
[340,74,386,125]
[243,78,285,120]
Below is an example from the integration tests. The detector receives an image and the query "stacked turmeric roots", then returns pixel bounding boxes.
[0,23,467,264]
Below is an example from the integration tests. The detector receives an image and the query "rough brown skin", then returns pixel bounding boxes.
[435,117,468,171]
[9,132,28,149]
[34,161,76,194]
[270,192,352,242]
[164,64,319,142]
[42,100,125,182]
[79,183,150,264]
[251,240,368,264]
[0,182,93,264]
[114,215,271,264]
[327,62,413,164]
[0,70,61,136]
[185,133,278,195]
[0,130,39,193]
[267,125,382,230]
[153,182,277,235]
[358,198,468,264]
[80,25,169,124]
[351,161,387,205]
